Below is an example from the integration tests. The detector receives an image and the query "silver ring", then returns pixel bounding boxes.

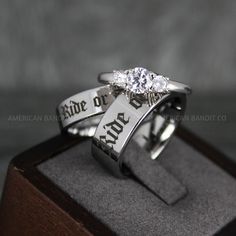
[57,85,116,136]
[92,67,191,177]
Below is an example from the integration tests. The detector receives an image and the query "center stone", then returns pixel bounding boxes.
[127,67,152,94]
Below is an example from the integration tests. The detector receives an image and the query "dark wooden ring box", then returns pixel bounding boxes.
[0,127,236,235]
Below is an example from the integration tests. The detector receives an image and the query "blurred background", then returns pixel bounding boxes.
[0,0,235,194]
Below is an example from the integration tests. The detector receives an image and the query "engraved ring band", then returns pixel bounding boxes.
[57,86,117,137]
[92,67,191,177]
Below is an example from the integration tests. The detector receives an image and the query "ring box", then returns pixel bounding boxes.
[0,127,236,235]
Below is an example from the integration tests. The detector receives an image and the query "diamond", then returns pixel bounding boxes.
[151,74,168,93]
[112,67,169,94]
[113,70,127,88]
[126,67,152,94]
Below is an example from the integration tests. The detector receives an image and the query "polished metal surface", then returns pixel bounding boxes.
[92,92,187,177]
[57,85,116,136]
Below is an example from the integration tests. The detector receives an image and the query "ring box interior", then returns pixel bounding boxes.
[0,127,236,235]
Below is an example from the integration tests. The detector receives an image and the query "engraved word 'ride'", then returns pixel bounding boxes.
[61,95,108,120]
[100,113,130,149]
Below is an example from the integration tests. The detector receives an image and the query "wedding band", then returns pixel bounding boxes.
[92,67,191,177]
[57,86,116,136]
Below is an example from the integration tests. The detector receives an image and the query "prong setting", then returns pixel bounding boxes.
[113,67,169,97]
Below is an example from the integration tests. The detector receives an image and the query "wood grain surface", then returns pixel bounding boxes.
[0,166,92,236]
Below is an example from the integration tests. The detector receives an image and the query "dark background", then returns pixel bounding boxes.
[0,0,236,193]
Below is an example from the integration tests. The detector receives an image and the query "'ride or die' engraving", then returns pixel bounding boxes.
[61,100,87,120]
[93,95,108,107]
[61,94,109,120]
[100,113,130,150]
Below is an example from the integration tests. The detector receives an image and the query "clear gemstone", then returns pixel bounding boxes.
[113,68,169,94]
[126,67,152,94]
[151,74,168,92]
[113,70,127,88]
